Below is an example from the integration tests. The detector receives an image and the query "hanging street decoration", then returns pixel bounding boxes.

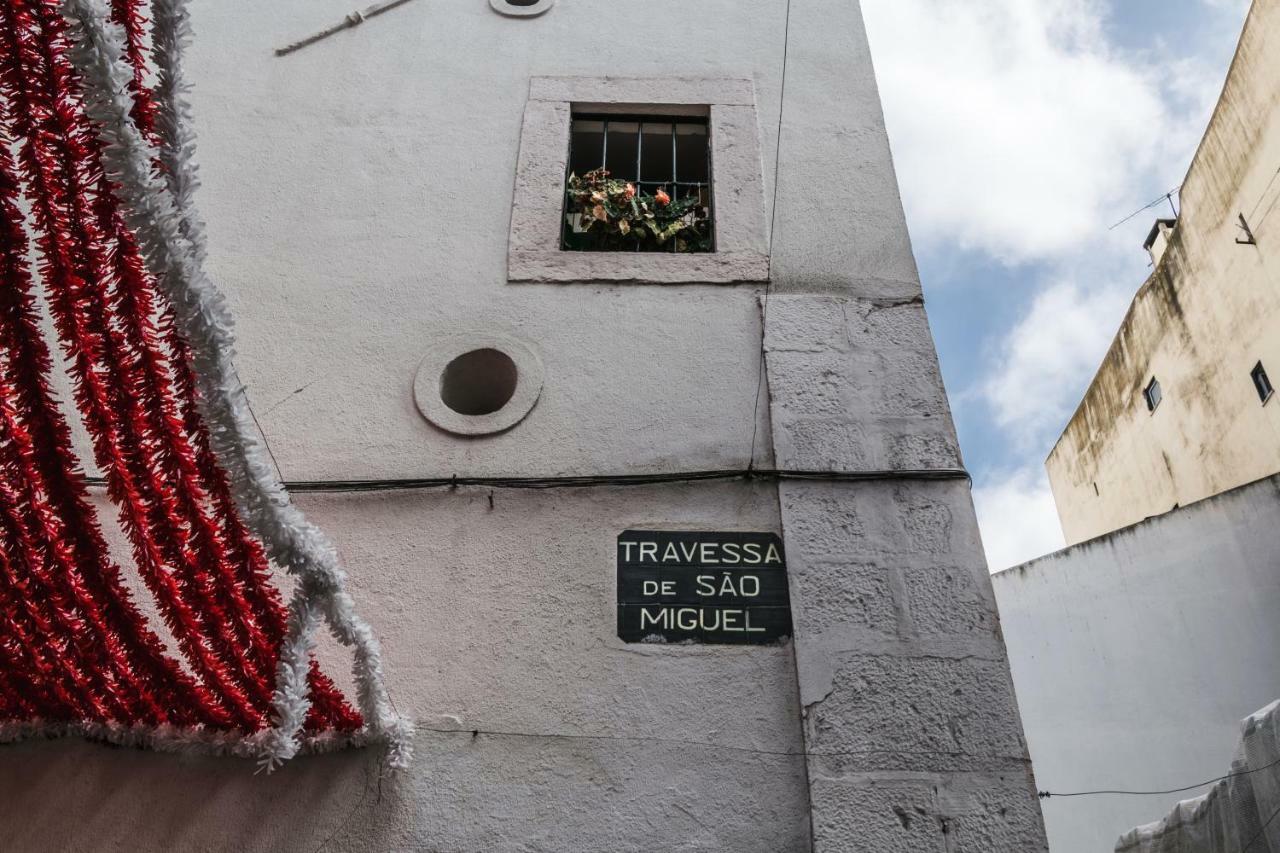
[0,0,409,769]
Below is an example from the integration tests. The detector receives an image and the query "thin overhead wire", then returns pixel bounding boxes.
[1039,755,1280,800]
[1247,165,1280,220]
[1111,185,1177,230]
[1251,182,1280,234]
[747,0,794,470]
[230,365,285,484]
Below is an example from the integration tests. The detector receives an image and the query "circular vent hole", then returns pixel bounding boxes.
[504,0,541,5]
[439,348,519,416]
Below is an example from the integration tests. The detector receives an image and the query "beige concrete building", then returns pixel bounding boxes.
[1047,0,1280,545]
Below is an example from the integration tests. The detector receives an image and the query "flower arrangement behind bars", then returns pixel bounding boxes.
[563,168,712,252]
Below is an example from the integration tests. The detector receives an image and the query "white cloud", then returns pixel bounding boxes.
[973,467,1066,571]
[863,0,1172,263]
[863,0,1248,565]
[981,276,1132,445]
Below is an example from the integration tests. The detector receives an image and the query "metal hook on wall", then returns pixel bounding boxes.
[274,0,419,57]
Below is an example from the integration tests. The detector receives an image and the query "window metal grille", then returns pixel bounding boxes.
[562,114,713,253]
[1252,361,1273,404]
[1144,377,1162,412]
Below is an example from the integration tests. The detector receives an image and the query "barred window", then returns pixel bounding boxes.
[562,114,713,253]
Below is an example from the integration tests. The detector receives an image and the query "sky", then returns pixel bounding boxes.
[861,0,1253,571]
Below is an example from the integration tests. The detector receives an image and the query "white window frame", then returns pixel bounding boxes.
[507,77,769,285]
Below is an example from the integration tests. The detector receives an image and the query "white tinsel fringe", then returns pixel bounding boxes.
[150,0,207,269]
[59,0,412,770]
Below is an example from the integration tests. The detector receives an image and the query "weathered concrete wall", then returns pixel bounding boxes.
[1047,1,1280,545]
[993,474,1280,853]
[1,0,1046,848]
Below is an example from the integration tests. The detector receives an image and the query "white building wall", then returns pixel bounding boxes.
[0,0,1046,849]
[993,475,1280,853]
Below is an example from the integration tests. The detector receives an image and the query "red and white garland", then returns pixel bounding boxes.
[0,0,410,769]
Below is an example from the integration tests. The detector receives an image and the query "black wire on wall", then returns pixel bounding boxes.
[82,467,972,494]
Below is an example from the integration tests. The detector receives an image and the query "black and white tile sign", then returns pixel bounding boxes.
[616,531,791,644]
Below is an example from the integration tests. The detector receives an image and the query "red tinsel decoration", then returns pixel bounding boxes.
[0,0,361,743]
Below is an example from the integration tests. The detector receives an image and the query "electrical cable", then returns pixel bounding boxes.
[308,753,377,853]
[1109,186,1182,231]
[83,467,972,494]
[1247,165,1280,221]
[1039,755,1280,800]
[746,0,794,469]
[230,364,285,484]
[1250,183,1280,234]
[414,721,1026,764]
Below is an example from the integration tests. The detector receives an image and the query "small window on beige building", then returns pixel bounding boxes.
[1143,377,1162,412]
[1252,361,1274,404]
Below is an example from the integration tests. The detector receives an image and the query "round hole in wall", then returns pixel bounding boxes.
[489,0,555,17]
[414,333,544,437]
[439,348,519,416]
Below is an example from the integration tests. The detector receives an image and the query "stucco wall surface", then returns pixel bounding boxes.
[993,474,1280,853]
[188,0,787,480]
[0,486,812,853]
[2,0,1046,848]
[1047,1,1280,544]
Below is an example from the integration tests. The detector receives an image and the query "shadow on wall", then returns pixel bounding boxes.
[0,725,813,852]
[0,738,396,852]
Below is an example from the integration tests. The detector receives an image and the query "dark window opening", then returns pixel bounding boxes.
[1252,361,1274,404]
[562,114,713,253]
[1144,377,1162,413]
[440,349,518,416]
[1093,482,1100,496]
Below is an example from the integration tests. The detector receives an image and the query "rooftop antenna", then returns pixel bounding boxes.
[1108,186,1181,231]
